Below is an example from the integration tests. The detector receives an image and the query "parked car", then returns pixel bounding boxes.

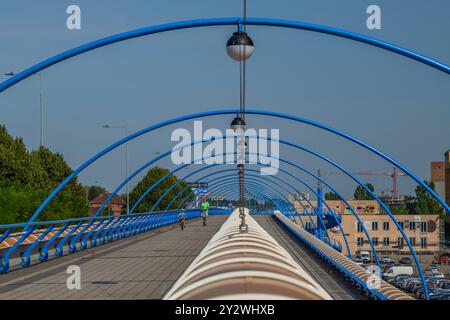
[383,265,413,278]
[360,251,371,263]
[381,256,391,263]
[406,278,421,292]
[430,291,450,300]
[398,277,414,290]
[427,271,445,279]
[354,258,365,267]
[426,277,442,287]
[439,280,450,290]
[417,287,445,300]
[385,274,406,284]
[387,260,397,266]
[399,257,412,265]
[393,275,411,287]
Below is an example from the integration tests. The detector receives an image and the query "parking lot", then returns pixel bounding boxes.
[354,254,450,300]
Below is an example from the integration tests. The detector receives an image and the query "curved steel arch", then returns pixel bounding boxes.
[1,17,448,93]
[212,179,301,218]
[21,109,449,227]
[211,180,297,219]
[163,167,357,259]
[179,171,352,256]
[8,109,440,298]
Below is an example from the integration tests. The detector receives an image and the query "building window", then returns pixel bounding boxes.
[421,237,427,248]
[357,222,363,233]
[397,237,404,249]
[372,221,378,231]
[398,221,404,230]
[383,237,390,246]
[409,237,416,246]
[420,221,428,233]
[372,237,379,246]
[409,221,416,231]
[305,222,312,230]
[383,221,390,231]
[357,237,364,246]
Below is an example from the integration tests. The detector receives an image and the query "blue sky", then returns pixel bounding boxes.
[0,0,449,198]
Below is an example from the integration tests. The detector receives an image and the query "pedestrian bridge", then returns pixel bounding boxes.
[0,209,411,300]
[0,16,448,301]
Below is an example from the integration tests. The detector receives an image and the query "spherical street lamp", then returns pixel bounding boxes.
[230,116,246,132]
[226,31,254,61]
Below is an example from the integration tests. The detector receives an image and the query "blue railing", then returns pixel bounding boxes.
[0,208,231,273]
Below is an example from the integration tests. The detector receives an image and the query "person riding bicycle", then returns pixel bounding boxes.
[200,199,209,226]
[178,209,187,230]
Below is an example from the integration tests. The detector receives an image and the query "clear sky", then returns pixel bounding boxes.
[0,0,449,198]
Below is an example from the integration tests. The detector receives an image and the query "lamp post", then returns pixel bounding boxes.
[5,71,44,147]
[102,125,129,214]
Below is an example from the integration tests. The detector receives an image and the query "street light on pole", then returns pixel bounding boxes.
[102,124,129,214]
[5,71,44,147]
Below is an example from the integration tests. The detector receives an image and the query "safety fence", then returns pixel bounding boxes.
[274,211,414,300]
[0,208,230,273]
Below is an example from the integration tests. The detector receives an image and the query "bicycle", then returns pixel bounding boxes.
[201,210,208,226]
[179,218,186,230]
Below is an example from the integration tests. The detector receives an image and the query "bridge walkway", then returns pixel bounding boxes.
[254,215,364,300]
[0,216,227,300]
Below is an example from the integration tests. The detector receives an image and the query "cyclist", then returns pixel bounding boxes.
[178,209,187,230]
[200,199,209,226]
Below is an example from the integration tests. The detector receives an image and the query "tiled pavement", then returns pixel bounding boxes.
[0,216,227,300]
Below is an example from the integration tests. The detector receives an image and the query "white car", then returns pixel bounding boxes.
[354,258,364,267]
[383,266,413,278]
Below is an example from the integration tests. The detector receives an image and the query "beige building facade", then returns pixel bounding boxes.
[288,193,440,259]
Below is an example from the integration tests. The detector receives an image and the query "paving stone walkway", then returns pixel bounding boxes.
[0,216,227,300]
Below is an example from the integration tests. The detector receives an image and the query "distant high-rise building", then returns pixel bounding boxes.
[431,161,446,201]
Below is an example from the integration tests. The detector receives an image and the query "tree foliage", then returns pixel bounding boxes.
[129,167,193,213]
[414,181,442,215]
[353,183,375,200]
[325,191,340,200]
[87,185,108,201]
[0,125,88,224]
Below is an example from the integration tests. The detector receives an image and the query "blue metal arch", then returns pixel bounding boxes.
[1,17,448,93]
[212,177,301,215]
[170,168,355,258]
[20,109,449,226]
[209,177,311,220]
[4,109,442,299]
[209,179,296,218]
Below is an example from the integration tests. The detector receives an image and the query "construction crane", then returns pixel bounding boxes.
[331,167,405,196]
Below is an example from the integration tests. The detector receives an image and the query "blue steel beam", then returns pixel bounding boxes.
[7,109,437,298]
[211,180,295,218]
[0,17,448,93]
[169,169,354,258]
[201,175,346,251]
[208,180,305,223]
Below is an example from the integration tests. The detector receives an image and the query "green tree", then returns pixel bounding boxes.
[86,185,108,201]
[325,191,340,200]
[0,126,88,224]
[414,181,442,215]
[0,125,47,188]
[353,183,375,200]
[391,204,408,215]
[129,167,192,213]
